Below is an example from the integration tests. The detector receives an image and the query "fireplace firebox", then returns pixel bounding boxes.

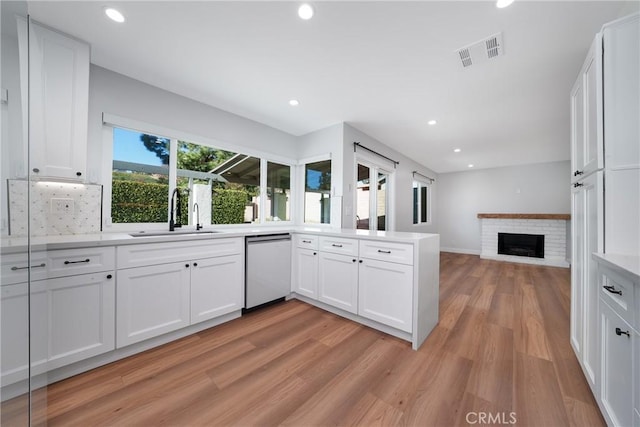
[498,233,544,258]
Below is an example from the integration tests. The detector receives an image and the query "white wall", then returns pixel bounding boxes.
[296,123,345,226]
[342,123,438,233]
[87,65,299,185]
[436,160,571,253]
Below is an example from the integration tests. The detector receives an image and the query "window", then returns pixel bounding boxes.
[112,128,170,223]
[110,124,291,227]
[304,160,331,224]
[413,181,430,224]
[266,161,290,222]
[356,161,392,231]
[209,154,260,224]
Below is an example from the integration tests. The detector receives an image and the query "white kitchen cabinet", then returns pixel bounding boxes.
[44,272,116,369]
[1,270,115,386]
[28,21,89,180]
[191,254,243,324]
[570,33,603,183]
[292,247,318,299]
[116,238,244,347]
[358,258,413,333]
[603,14,640,256]
[1,282,46,386]
[571,171,603,392]
[599,300,634,427]
[117,261,191,348]
[318,252,358,314]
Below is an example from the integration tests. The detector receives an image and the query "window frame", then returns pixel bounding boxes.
[299,154,333,227]
[353,154,395,231]
[102,114,296,231]
[412,179,432,226]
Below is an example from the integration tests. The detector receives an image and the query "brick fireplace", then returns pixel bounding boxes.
[478,213,570,268]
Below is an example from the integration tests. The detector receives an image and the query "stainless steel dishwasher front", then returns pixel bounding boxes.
[245,233,292,309]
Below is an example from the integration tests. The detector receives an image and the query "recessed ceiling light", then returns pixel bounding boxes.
[496,0,515,8]
[298,4,314,20]
[427,120,437,126]
[453,148,461,153]
[468,164,475,168]
[289,99,300,106]
[104,7,125,23]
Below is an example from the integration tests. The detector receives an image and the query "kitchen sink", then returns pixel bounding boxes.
[129,230,220,238]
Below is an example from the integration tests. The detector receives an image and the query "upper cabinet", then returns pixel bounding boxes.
[570,33,603,182]
[28,21,90,181]
[602,13,640,256]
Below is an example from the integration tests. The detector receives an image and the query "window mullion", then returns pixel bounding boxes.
[168,139,178,224]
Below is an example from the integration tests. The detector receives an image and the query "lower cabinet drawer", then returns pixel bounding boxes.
[359,240,414,265]
[319,236,358,256]
[599,264,637,330]
[47,247,116,279]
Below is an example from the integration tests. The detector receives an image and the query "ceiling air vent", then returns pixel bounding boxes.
[455,32,504,69]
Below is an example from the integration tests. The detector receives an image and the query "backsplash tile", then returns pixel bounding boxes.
[8,180,102,236]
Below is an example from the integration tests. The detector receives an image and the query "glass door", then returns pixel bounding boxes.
[355,162,391,231]
[1,2,34,425]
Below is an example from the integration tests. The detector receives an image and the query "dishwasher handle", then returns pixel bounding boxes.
[246,234,291,244]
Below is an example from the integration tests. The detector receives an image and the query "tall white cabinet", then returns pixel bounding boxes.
[570,13,640,427]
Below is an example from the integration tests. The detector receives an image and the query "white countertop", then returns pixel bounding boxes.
[593,252,640,282]
[1,226,438,254]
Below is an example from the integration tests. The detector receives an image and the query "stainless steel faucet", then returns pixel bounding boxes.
[169,188,182,231]
[194,203,202,230]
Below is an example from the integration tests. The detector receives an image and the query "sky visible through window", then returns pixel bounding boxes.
[113,127,164,165]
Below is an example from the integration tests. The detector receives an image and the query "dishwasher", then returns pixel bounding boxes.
[245,233,292,310]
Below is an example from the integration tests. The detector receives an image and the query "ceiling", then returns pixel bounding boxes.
[27,1,635,173]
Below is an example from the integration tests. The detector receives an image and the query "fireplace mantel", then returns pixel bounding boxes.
[477,213,571,220]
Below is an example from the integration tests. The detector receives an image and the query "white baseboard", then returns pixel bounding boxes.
[440,247,481,255]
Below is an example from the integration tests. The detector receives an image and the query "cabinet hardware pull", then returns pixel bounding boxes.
[352,259,356,263]
[302,240,312,243]
[193,262,198,267]
[11,263,46,271]
[359,260,363,263]
[377,250,392,254]
[603,285,622,295]
[615,327,630,337]
[76,172,82,176]
[313,252,317,255]
[574,170,584,176]
[573,182,584,188]
[185,263,190,268]
[332,244,343,248]
[64,259,90,265]
[32,168,40,173]
[106,274,113,279]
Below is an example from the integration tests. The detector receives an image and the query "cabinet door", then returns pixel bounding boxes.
[117,262,190,348]
[570,184,585,357]
[191,254,243,324]
[29,21,89,180]
[582,172,604,390]
[318,252,358,314]
[600,300,634,427]
[358,259,413,333]
[571,34,603,181]
[45,272,115,370]
[292,248,318,299]
[0,283,46,386]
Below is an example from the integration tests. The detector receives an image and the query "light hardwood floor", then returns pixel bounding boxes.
[2,253,605,426]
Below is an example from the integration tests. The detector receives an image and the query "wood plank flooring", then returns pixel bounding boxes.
[1,253,605,426]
